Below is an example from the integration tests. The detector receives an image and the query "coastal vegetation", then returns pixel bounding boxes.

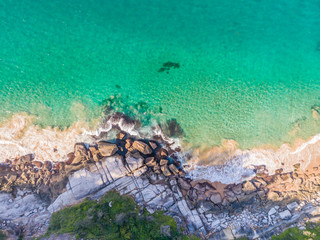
[0,230,6,240]
[45,190,199,240]
[271,223,320,239]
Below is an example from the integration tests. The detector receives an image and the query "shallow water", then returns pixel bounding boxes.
[1,0,320,148]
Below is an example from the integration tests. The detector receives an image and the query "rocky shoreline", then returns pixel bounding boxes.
[1,131,320,239]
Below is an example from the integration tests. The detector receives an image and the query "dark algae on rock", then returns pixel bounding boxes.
[45,191,199,240]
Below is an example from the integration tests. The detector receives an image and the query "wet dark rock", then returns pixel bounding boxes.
[162,118,185,138]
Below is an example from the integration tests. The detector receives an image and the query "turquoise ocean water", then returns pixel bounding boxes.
[1,0,320,148]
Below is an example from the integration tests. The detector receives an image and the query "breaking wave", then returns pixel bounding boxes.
[1,97,320,185]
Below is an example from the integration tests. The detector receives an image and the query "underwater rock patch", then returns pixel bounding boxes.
[158,61,180,73]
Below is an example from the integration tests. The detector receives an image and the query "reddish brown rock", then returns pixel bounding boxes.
[132,140,152,155]
[117,131,127,140]
[160,159,169,166]
[53,162,65,171]
[145,157,157,167]
[153,164,161,173]
[66,152,75,165]
[179,170,186,177]
[161,165,171,176]
[32,161,43,169]
[43,161,52,171]
[169,164,179,175]
[89,146,101,162]
[125,138,134,150]
[268,191,282,201]
[19,154,35,163]
[98,141,119,157]
[160,148,169,158]
[74,143,88,158]
[148,141,158,150]
[242,181,257,194]
[178,178,191,190]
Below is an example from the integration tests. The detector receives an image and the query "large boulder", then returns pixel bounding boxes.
[18,154,35,164]
[210,193,222,204]
[168,164,179,175]
[74,143,88,158]
[89,146,101,162]
[145,157,157,167]
[161,165,171,177]
[32,161,43,169]
[148,141,158,150]
[178,178,191,190]
[242,181,256,194]
[98,141,119,157]
[125,138,134,151]
[160,159,169,166]
[43,161,52,171]
[132,140,152,155]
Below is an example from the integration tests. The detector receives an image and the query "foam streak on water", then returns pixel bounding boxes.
[0,114,92,162]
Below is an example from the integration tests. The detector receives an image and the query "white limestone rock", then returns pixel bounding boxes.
[68,168,104,200]
[287,202,299,211]
[268,207,277,216]
[126,155,144,171]
[279,210,292,220]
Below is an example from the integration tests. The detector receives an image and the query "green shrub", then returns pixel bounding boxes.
[0,230,6,240]
[272,223,320,240]
[46,190,199,240]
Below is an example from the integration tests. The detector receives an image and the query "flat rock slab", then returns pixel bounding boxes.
[279,210,292,220]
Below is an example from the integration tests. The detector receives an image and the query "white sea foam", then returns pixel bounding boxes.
[2,113,320,186]
[0,114,92,162]
[187,155,256,184]
[188,134,320,184]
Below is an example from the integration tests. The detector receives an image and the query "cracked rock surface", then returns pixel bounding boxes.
[1,133,320,239]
